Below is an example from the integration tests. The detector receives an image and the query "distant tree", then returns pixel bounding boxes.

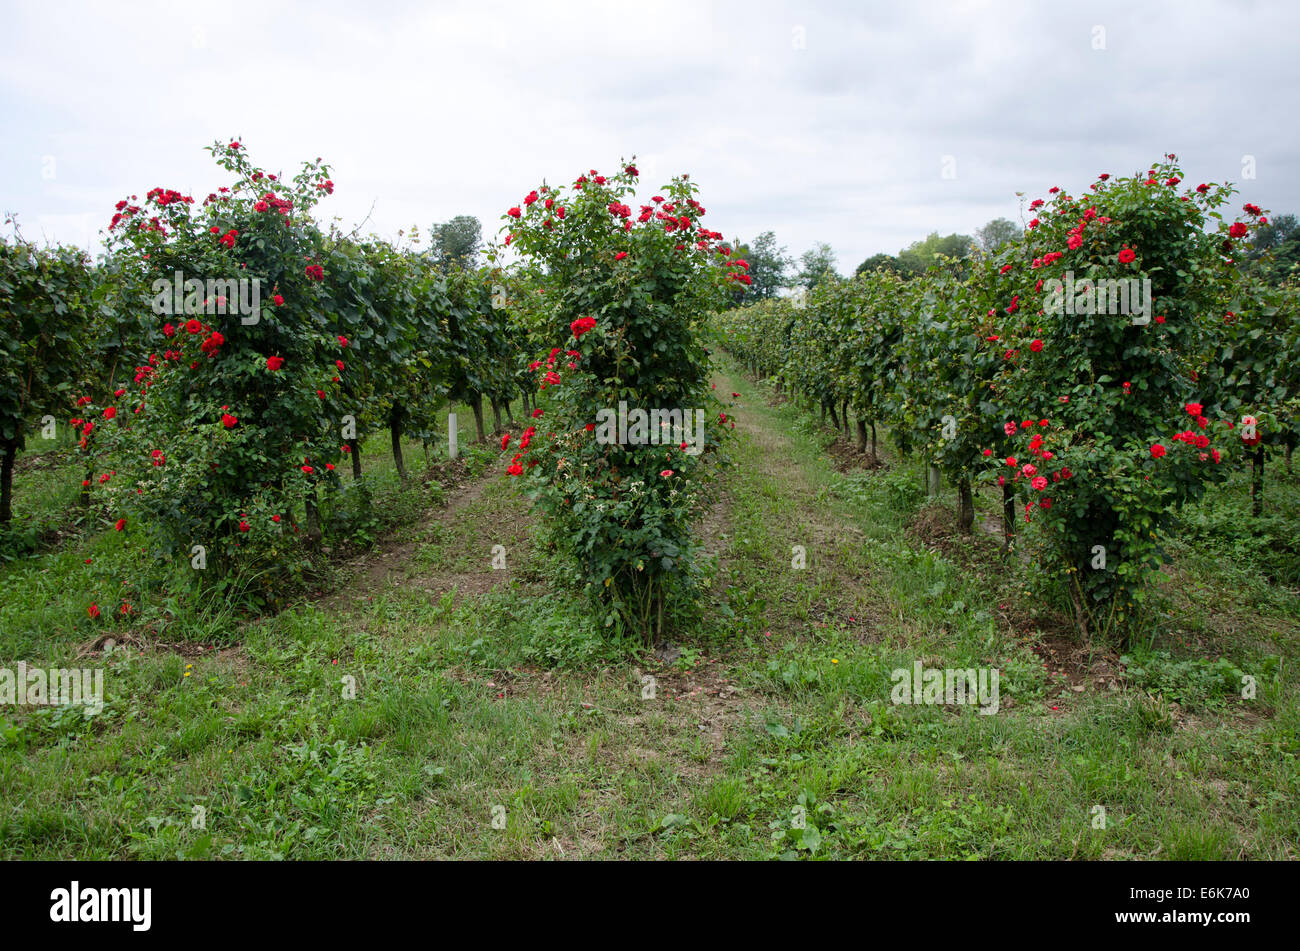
[428,215,482,270]
[744,231,793,301]
[796,242,839,290]
[724,230,792,307]
[855,252,903,277]
[974,217,1023,255]
[1245,213,1300,284]
[1250,213,1299,254]
[897,232,975,273]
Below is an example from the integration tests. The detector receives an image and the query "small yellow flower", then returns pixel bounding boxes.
[831,658,839,665]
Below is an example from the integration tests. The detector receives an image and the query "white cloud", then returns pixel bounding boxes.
[2,0,1297,272]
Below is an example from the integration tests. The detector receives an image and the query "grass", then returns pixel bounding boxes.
[0,365,1296,859]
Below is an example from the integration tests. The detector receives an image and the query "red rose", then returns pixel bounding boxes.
[1117,247,1136,264]
[185,319,202,334]
[1150,444,1167,459]
[267,356,284,371]
[114,518,126,531]
[221,413,238,428]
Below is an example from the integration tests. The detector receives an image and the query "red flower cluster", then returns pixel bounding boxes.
[257,191,294,217]
[199,330,225,356]
[145,187,193,208]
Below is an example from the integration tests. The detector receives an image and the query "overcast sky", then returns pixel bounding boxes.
[3,0,1298,274]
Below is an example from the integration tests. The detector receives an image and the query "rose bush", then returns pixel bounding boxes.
[94,140,352,588]
[985,157,1252,641]
[496,161,738,640]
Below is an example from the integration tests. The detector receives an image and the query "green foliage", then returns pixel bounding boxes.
[1119,648,1269,711]
[0,232,95,525]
